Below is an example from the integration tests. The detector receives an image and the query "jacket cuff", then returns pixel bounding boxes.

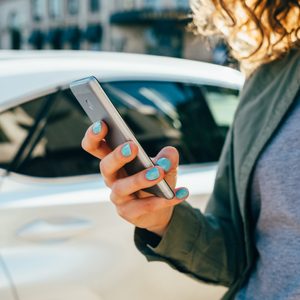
[134,201,201,262]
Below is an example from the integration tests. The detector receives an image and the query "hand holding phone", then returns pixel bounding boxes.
[70,76,174,199]
[81,120,189,236]
[73,76,190,236]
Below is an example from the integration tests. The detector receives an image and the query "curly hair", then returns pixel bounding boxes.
[191,0,300,75]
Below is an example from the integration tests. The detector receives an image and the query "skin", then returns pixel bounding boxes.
[81,121,189,237]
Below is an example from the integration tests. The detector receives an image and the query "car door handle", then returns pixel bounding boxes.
[17,217,93,243]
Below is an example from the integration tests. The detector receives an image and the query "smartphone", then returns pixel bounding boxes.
[70,76,175,200]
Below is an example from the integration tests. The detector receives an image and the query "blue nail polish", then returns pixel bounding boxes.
[176,188,189,199]
[156,157,171,172]
[121,143,132,157]
[92,121,102,134]
[145,167,160,181]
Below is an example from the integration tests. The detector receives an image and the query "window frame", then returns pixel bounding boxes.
[67,0,79,16]
[31,0,44,22]
[48,0,63,20]
[89,0,100,13]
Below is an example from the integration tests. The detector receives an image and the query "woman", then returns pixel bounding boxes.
[81,1,300,299]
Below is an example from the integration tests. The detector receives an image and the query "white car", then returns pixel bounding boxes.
[0,51,244,300]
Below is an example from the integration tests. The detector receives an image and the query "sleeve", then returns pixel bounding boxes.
[134,127,246,287]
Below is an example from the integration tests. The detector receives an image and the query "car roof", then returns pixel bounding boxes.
[0,50,244,110]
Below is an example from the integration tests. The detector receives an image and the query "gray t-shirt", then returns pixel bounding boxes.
[235,94,300,300]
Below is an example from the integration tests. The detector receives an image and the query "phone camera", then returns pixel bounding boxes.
[85,99,94,110]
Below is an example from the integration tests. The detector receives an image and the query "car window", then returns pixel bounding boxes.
[0,81,239,178]
[11,90,99,177]
[102,81,239,164]
[202,85,239,126]
[0,97,43,170]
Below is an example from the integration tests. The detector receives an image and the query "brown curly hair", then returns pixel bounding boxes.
[191,0,300,74]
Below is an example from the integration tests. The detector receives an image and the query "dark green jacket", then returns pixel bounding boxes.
[135,49,300,300]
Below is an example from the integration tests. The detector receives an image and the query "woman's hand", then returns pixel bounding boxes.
[81,121,189,237]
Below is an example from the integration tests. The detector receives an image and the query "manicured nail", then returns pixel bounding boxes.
[176,188,189,199]
[121,143,132,157]
[92,121,102,134]
[145,167,160,181]
[156,157,171,172]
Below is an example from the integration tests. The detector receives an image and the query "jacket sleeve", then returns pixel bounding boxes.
[134,127,246,287]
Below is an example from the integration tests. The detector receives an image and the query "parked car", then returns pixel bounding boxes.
[0,51,244,300]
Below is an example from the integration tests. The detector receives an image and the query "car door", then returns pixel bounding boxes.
[0,169,6,188]
[0,115,22,300]
[0,256,16,300]
[0,80,238,300]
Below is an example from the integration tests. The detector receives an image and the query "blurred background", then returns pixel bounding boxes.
[0,0,228,64]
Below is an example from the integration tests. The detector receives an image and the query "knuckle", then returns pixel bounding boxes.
[99,159,107,175]
[136,172,147,187]
[99,161,113,188]
[111,182,123,196]
[116,205,126,219]
[109,192,117,205]
[103,176,113,188]
[142,200,155,213]
[81,139,92,152]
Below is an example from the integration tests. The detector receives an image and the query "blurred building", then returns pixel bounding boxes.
[0,0,212,61]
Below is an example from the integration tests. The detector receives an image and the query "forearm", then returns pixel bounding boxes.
[134,201,240,287]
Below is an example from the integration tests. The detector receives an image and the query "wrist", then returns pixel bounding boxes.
[145,206,175,237]
[149,226,168,237]
[146,217,172,237]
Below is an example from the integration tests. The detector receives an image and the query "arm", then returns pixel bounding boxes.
[81,121,246,287]
[134,127,246,286]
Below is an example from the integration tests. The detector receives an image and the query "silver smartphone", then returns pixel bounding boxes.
[70,76,174,200]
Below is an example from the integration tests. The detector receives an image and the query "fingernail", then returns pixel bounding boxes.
[145,167,160,181]
[176,188,189,199]
[121,143,132,157]
[156,157,171,172]
[92,121,102,134]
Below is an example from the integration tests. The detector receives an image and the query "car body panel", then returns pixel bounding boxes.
[0,168,7,189]
[0,256,15,300]
[0,167,226,300]
[0,51,244,112]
